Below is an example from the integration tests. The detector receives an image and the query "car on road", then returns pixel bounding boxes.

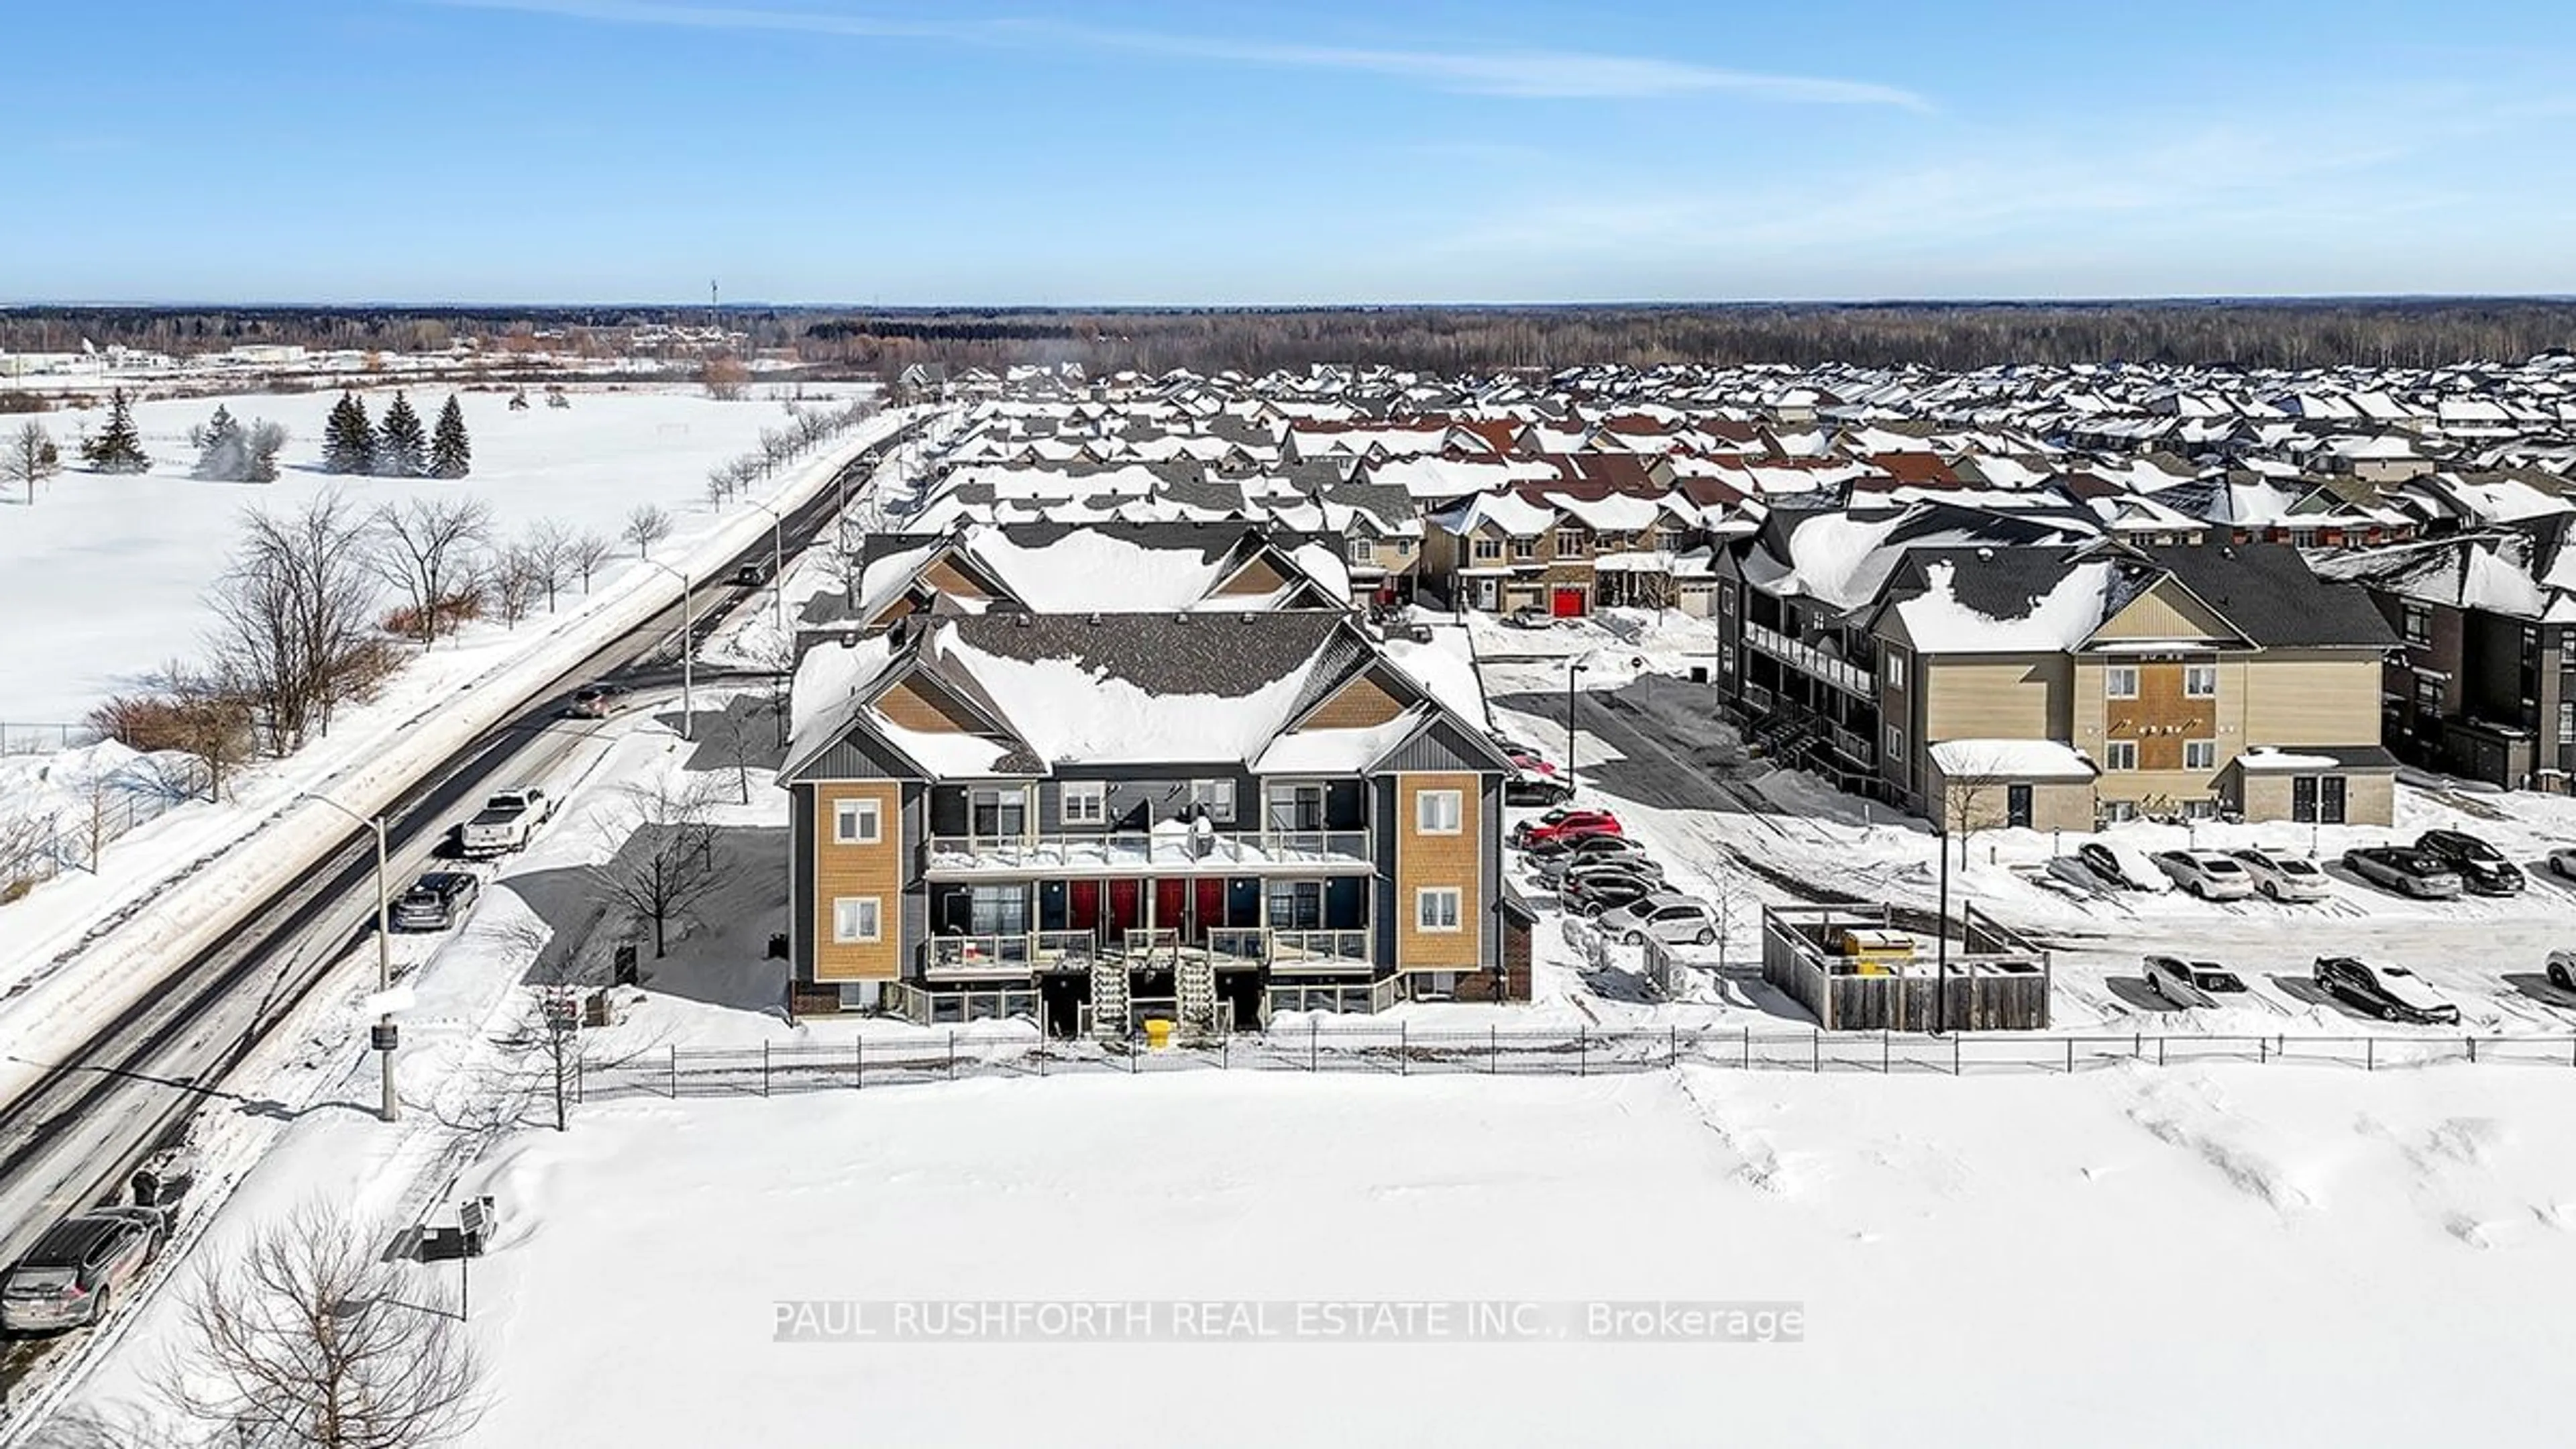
[731,557,777,587]
[2227,847,2333,903]
[2141,954,2251,1008]
[2547,951,2576,993]
[2151,850,2256,902]
[1502,605,1557,630]
[390,871,482,932]
[2412,828,2524,896]
[563,681,631,719]
[459,788,555,859]
[1533,834,1656,881]
[1595,892,1721,948]
[2312,955,2461,1024]
[2340,845,2463,900]
[1562,868,1663,917]
[1511,809,1622,850]
[2076,841,2172,892]
[1,1208,166,1334]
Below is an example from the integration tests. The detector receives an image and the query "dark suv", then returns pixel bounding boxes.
[1,1208,165,1334]
[2414,829,2524,896]
[391,871,482,932]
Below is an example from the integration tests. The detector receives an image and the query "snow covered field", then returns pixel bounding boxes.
[0,384,855,722]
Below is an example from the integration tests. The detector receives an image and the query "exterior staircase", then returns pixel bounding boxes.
[1089,955,1130,1041]
[1176,954,1218,1040]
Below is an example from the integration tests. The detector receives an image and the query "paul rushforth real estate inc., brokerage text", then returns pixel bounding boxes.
[775,1299,1806,1344]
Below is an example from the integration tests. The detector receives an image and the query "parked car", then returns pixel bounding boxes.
[563,681,631,719]
[1505,752,1558,777]
[1595,893,1721,948]
[2151,850,2256,902]
[390,871,482,932]
[1,1208,166,1334]
[458,788,555,859]
[2227,847,2333,904]
[2141,954,2250,1008]
[2546,950,2576,993]
[2546,846,2576,883]
[1504,773,1574,808]
[1556,852,1666,888]
[1562,869,1663,917]
[1534,834,1656,881]
[2312,955,2461,1024]
[2412,829,2524,896]
[2076,841,2172,892]
[2340,846,2463,900]
[1503,605,1556,630]
[1511,809,1623,850]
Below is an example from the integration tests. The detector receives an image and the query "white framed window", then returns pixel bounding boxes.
[833,797,881,845]
[1346,536,1375,565]
[2184,739,2218,771]
[1471,537,1503,562]
[1415,788,1462,834]
[1060,781,1106,827]
[1510,537,1539,560]
[2402,604,2430,645]
[2561,701,2575,747]
[2184,664,2218,698]
[832,896,882,945]
[1415,887,1462,933]
[1189,779,1236,822]
[2105,740,2139,771]
[1884,650,1909,691]
[1555,528,1587,557]
[1884,723,1906,762]
[2105,665,2139,700]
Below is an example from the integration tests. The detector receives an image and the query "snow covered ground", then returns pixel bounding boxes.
[0,383,860,722]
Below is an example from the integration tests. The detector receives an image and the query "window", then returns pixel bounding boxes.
[1415,887,1463,932]
[1884,650,1909,691]
[969,787,1026,839]
[1510,537,1540,561]
[2402,604,2430,646]
[1656,529,1686,553]
[1415,788,1462,835]
[2105,740,2139,771]
[2414,676,2444,716]
[1267,782,1325,832]
[2105,665,2139,700]
[832,897,881,945]
[2184,739,2218,771]
[1059,782,1106,827]
[969,884,1028,935]
[2184,664,2218,698]
[1189,779,1236,822]
[1267,880,1323,930]
[2561,701,2574,747]
[1884,723,1906,763]
[1556,528,1587,557]
[1470,537,1503,562]
[1346,536,1375,565]
[833,798,881,845]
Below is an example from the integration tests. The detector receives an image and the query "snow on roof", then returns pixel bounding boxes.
[1927,738,2096,780]
[1437,489,1559,538]
[1250,706,1433,775]
[2234,747,2345,771]
[1892,559,2115,653]
[931,627,1324,765]
[1379,625,1489,731]
[966,530,1238,612]
[785,633,902,771]
[1291,541,1352,600]
[1544,491,1663,532]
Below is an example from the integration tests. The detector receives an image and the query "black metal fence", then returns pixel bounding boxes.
[568,1024,2576,1104]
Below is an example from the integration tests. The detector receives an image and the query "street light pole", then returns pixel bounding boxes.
[747,499,788,641]
[304,794,398,1122]
[639,559,696,741]
[1566,660,1590,794]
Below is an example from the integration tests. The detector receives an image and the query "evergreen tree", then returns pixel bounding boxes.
[428,394,472,479]
[192,405,246,480]
[322,391,376,475]
[81,389,150,474]
[375,392,427,478]
[244,420,289,483]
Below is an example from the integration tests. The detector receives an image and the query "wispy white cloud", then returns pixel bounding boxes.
[423,0,1928,108]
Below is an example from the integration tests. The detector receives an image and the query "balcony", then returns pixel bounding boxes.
[920,926,1373,980]
[925,829,1374,878]
[1744,623,1876,702]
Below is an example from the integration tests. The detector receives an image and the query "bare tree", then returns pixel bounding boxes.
[486,545,543,629]
[371,496,493,646]
[567,529,615,592]
[709,694,780,804]
[621,504,673,558]
[586,773,724,958]
[521,519,574,612]
[209,494,383,754]
[1931,743,2023,867]
[158,1200,484,1449]
[700,354,749,401]
[0,806,51,902]
[5,419,62,504]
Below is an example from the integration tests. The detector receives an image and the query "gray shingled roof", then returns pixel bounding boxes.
[934,611,1357,700]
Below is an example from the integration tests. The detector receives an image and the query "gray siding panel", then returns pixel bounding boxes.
[1371,778,1399,968]
[900,785,930,979]
[1381,715,1503,775]
[790,729,920,784]
[790,786,816,979]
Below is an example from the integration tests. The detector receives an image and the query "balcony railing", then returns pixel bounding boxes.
[926,829,1373,875]
[1744,623,1876,702]
[920,926,1373,978]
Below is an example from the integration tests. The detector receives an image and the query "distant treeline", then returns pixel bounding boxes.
[8,299,2576,375]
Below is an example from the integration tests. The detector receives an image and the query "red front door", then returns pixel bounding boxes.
[1070,881,1101,933]
[1194,879,1224,939]
[1154,879,1186,935]
[1108,880,1140,936]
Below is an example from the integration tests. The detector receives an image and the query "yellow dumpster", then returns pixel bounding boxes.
[1143,1018,1174,1051]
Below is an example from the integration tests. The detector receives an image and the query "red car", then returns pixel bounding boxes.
[1512,808,1623,849]
[1505,751,1557,777]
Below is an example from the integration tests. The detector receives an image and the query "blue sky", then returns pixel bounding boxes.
[5,0,2575,304]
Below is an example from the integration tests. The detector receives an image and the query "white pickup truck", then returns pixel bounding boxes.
[458,788,554,859]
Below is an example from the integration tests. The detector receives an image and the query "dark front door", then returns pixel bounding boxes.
[2006,784,2033,829]
[2292,775,2318,824]
[1040,973,1084,1039]
[2318,775,2348,825]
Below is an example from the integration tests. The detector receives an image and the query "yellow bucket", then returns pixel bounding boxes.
[1143,1018,1174,1050]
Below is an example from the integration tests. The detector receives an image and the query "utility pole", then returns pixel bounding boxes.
[303,794,399,1122]
[640,559,697,740]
